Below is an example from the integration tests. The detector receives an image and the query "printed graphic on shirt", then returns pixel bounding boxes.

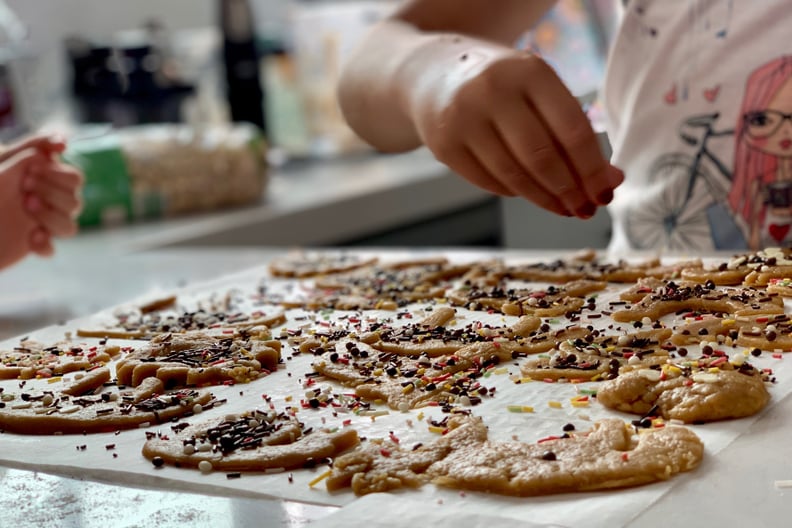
[626,55,792,251]
[626,112,738,250]
[729,56,792,250]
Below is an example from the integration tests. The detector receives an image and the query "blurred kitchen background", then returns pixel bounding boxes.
[0,0,619,249]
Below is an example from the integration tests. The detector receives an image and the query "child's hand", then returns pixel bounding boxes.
[0,148,51,270]
[405,48,624,218]
[0,134,83,265]
[21,159,83,241]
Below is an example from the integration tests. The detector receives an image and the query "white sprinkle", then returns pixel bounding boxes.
[775,480,792,489]
[628,355,641,365]
[639,369,662,382]
[248,419,260,428]
[225,414,238,422]
[183,444,196,455]
[197,442,212,452]
[198,460,213,473]
[138,422,151,428]
[10,402,31,410]
[359,410,390,417]
[692,372,719,383]
[59,405,81,414]
[193,404,203,414]
[42,394,54,406]
[264,467,285,474]
[617,335,631,346]
[459,395,472,407]
[398,402,410,413]
[730,353,746,366]
[641,317,653,326]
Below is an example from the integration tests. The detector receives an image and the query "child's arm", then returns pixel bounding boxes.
[338,0,622,218]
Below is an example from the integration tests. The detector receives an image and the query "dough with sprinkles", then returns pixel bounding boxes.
[116,330,281,388]
[142,409,360,471]
[326,416,703,496]
[0,372,214,434]
[0,339,121,380]
[597,357,770,423]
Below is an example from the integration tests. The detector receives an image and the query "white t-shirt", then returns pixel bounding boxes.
[603,0,792,252]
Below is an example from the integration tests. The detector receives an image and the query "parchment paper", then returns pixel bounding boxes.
[1,250,788,528]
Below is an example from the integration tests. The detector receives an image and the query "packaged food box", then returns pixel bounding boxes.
[63,123,267,226]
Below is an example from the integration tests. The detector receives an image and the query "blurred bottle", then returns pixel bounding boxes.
[220,0,266,134]
[0,0,28,140]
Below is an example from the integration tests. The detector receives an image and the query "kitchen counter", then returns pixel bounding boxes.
[3,246,792,527]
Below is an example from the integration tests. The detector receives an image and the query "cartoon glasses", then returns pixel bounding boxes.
[744,110,792,138]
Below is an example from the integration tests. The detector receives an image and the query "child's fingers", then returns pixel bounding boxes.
[29,227,54,257]
[1,134,66,162]
[29,162,84,192]
[25,200,78,238]
[24,177,82,217]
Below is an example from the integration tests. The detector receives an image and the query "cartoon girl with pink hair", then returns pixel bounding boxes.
[728,56,792,249]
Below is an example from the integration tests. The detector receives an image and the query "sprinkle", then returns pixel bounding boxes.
[709,357,728,367]
[308,470,332,488]
[773,353,784,359]
[507,405,534,413]
[428,426,446,435]
[774,480,792,489]
[639,369,662,382]
[198,461,213,473]
[621,453,629,462]
[359,410,389,418]
[548,401,562,409]
[226,472,242,479]
[692,372,719,383]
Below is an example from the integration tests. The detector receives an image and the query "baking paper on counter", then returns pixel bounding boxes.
[0,250,788,528]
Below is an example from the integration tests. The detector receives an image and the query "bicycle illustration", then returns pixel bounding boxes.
[626,113,745,249]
